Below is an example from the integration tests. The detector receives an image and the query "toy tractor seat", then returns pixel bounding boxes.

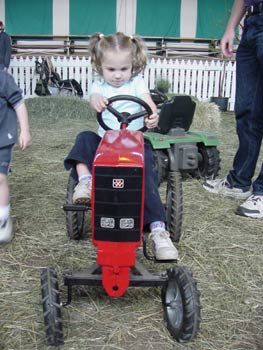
[158,95,196,134]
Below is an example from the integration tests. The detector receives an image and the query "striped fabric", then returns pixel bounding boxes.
[1,0,234,39]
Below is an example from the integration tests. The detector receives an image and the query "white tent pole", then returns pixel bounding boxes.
[180,0,197,38]
[116,0,137,35]
[53,0,69,36]
[0,0,5,23]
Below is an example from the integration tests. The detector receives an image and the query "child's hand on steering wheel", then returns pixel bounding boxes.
[145,112,159,129]
[90,93,109,113]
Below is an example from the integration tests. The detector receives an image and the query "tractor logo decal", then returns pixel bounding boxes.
[100,217,115,228]
[112,178,124,188]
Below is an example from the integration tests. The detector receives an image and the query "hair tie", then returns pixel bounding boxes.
[99,33,104,39]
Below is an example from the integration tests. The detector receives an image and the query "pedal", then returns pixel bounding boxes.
[62,204,90,211]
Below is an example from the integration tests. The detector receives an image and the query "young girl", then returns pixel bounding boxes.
[0,70,31,243]
[64,32,178,260]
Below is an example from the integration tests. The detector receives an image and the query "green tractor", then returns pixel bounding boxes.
[145,90,220,242]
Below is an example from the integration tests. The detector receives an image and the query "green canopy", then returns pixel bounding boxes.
[196,0,234,39]
[5,0,52,34]
[136,0,181,37]
[70,0,116,35]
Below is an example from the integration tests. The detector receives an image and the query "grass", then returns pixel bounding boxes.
[0,96,262,350]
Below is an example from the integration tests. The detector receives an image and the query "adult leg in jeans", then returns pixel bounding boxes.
[233,15,263,218]
[203,15,263,199]
[227,15,263,192]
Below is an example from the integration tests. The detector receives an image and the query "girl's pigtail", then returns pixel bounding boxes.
[130,35,147,77]
[88,32,104,75]
[89,32,100,51]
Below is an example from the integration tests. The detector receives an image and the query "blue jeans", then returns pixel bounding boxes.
[227,14,263,195]
[64,131,166,226]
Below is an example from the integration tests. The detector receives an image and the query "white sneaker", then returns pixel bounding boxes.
[149,230,179,260]
[73,179,92,204]
[236,195,263,218]
[0,217,13,244]
[203,177,251,199]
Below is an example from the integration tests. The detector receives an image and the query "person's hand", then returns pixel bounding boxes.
[90,94,108,112]
[19,129,31,150]
[221,29,235,58]
[145,112,159,129]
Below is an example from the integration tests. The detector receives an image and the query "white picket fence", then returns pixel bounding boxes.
[9,56,236,111]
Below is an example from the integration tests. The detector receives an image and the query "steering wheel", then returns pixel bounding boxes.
[97,95,152,133]
[150,89,168,106]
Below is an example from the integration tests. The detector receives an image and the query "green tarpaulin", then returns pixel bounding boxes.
[70,0,116,35]
[196,0,234,39]
[5,0,52,35]
[136,0,181,37]
[4,0,236,39]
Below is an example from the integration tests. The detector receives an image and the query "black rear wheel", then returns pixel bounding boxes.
[190,144,220,179]
[162,266,201,343]
[65,173,88,240]
[40,268,64,346]
[166,171,183,242]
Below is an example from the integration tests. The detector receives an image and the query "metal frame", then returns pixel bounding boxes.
[62,260,169,306]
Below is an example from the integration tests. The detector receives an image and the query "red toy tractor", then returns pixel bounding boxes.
[40,96,201,346]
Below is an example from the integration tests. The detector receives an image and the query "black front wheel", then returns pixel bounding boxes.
[40,268,64,346]
[162,266,201,343]
[166,171,183,242]
[65,173,88,240]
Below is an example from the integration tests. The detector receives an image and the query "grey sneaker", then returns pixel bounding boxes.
[236,195,263,218]
[0,217,13,244]
[203,178,251,199]
[73,179,92,204]
[149,230,179,260]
